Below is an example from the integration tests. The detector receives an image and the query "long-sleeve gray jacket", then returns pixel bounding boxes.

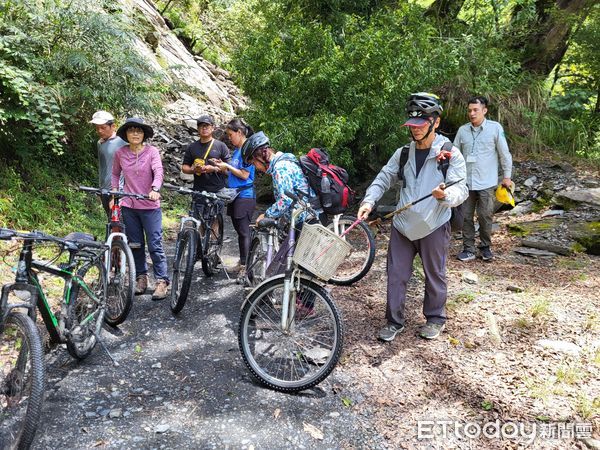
[362,134,468,241]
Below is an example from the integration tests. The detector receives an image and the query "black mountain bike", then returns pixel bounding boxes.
[0,228,108,360]
[164,184,232,314]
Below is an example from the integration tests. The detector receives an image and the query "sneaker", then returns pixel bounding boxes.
[152,280,168,301]
[457,250,476,262]
[135,274,148,295]
[418,322,445,340]
[378,322,405,342]
[480,247,494,261]
[236,267,247,285]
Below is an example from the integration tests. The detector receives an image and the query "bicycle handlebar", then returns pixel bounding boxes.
[163,183,223,201]
[0,228,107,251]
[78,186,150,200]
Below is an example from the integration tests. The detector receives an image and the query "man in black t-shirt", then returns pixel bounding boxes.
[182,115,230,193]
[182,115,231,224]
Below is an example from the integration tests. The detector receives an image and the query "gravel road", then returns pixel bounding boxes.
[33,219,385,449]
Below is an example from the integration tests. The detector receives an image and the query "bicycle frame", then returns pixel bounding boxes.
[18,239,103,345]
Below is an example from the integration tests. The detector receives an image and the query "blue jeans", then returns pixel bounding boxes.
[122,207,169,282]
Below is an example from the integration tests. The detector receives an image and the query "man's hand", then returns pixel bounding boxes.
[357,203,372,221]
[432,183,446,200]
[501,177,512,189]
[149,190,161,201]
[255,213,265,223]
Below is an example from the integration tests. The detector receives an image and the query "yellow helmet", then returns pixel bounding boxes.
[495,182,515,207]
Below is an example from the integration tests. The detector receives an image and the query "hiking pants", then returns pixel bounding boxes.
[462,187,495,252]
[386,222,450,326]
[122,207,169,282]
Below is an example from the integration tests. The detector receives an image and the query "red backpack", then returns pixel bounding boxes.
[299,148,355,215]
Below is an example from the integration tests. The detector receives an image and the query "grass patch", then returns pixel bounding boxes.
[524,376,564,402]
[574,394,600,420]
[447,290,477,312]
[555,361,584,385]
[514,296,553,329]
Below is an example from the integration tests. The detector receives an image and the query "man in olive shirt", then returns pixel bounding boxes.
[454,96,512,262]
[182,115,230,220]
[90,110,126,217]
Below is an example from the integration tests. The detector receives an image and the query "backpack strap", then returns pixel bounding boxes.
[437,141,454,180]
[397,144,410,188]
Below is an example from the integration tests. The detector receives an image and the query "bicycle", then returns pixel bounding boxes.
[0,228,109,361]
[0,234,45,449]
[79,187,149,326]
[238,191,347,393]
[163,183,233,314]
[245,212,375,287]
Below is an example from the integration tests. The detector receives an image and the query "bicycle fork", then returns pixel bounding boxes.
[280,269,301,331]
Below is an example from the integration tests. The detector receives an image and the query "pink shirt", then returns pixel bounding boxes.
[112,145,164,209]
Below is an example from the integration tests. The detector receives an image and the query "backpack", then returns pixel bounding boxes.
[299,148,355,215]
[397,141,464,232]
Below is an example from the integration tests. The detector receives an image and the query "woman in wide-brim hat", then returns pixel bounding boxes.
[111,117,170,300]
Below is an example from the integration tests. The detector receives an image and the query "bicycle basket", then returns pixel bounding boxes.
[293,223,352,281]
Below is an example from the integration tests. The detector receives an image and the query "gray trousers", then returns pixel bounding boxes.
[386,222,450,326]
[462,187,495,252]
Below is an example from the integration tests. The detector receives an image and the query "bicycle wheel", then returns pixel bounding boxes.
[327,216,376,285]
[170,228,197,314]
[201,213,224,277]
[245,237,266,287]
[104,239,135,326]
[0,312,45,449]
[66,259,107,359]
[238,276,343,393]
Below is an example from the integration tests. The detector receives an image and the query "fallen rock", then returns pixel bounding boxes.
[514,247,557,257]
[555,188,600,208]
[506,285,524,293]
[461,271,479,284]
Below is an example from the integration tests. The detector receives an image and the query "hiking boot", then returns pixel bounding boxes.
[418,322,445,340]
[457,250,476,262]
[135,274,148,295]
[378,322,405,342]
[152,280,168,301]
[236,267,247,285]
[480,247,494,261]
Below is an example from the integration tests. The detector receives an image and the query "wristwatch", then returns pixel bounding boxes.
[152,187,160,192]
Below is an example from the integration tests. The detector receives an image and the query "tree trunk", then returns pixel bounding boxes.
[425,0,466,20]
[519,0,595,77]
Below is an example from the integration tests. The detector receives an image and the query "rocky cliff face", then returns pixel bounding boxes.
[127,0,245,124]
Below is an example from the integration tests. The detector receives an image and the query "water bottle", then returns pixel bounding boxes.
[320,172,332,208]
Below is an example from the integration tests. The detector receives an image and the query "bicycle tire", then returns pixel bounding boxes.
[66,259,107,359]
[238,276,343,393]
[0,312,45,449]
[327,215,376,286]
[201,212,224,277]
[104,239,135,326]
[245,237,266,287]
[170,228,197,314]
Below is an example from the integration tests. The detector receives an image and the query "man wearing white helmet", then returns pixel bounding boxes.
[90,110,126,217]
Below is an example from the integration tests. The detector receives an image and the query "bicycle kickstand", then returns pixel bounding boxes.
[217,253,231,281]
[93,330,120,367]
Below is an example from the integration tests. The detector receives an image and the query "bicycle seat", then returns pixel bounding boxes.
[256,218,279,230]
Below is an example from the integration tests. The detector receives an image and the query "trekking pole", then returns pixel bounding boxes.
[368,178,463,226]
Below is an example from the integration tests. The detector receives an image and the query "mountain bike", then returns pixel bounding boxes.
[245,212,375,287]
[0,233,45,449]
[79,187,149,326]
[238,191,347,393]
[0,228,108,360]
[163,184,232,314]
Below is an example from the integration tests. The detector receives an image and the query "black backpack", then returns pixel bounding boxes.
[397,141,464,231]
[299,148,355,215]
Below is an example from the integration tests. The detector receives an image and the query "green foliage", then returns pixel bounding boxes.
[0,164,104,237]
[0,0,167,165]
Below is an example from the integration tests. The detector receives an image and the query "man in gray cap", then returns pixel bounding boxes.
[90,110,126,217]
